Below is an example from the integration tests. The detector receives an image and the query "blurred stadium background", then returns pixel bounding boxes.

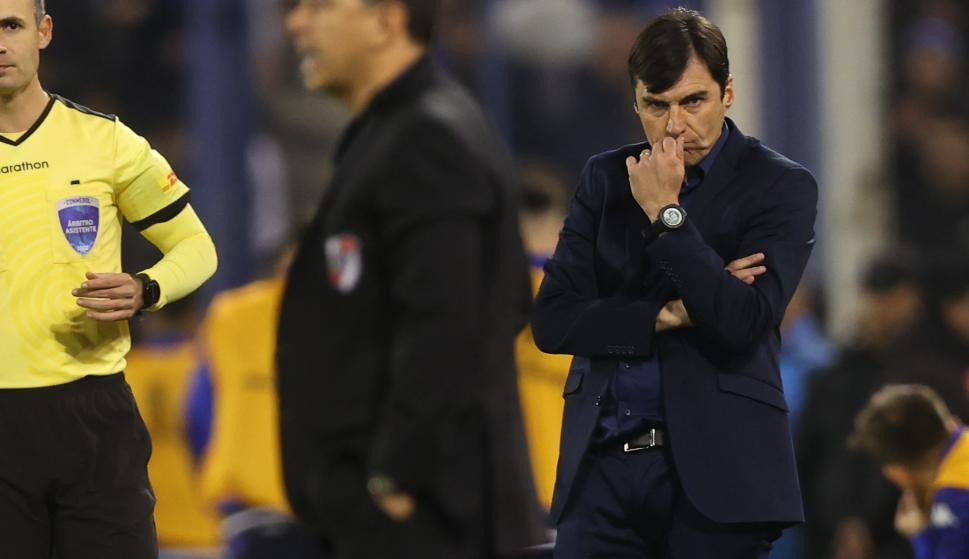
[40,0,969,558]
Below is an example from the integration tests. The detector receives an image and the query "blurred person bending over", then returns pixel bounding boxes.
[850,385,969,559]
[0,0,217,558]
[277,1,543,558]
[532,8,818,558]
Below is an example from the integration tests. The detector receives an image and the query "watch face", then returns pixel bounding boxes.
[661,206,685,228]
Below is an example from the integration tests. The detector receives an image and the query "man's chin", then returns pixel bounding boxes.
[684,149,710,167]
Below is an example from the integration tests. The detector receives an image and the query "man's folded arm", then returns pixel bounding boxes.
[645,168,818,349]
[532,157,665,358]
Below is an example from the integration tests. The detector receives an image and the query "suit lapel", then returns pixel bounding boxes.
[686,119,748,235]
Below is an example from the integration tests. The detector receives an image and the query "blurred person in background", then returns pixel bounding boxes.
[125,296,221,557]
[0,0,217,556]
[276,0,543,557]
[192,248,322,559]
[799,253,924,559]
[778,283,834,433]
[890,2,969,252]
[496,0,653,180]
[887,254,969,421]
[532,7,817,558]
[515,161,572,514]
[850,384,969,559]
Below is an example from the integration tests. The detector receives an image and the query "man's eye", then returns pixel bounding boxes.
[3,23,21,30]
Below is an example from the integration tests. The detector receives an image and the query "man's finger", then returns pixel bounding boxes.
[732,265,767,278]
[626,156,637,170]
[662,136,677,154]
[77,275,131,290]
[77,297,135,311]
[73,286,135,299]
[85,309,137,322]
[675,136,685,160]
[725,252,765,271]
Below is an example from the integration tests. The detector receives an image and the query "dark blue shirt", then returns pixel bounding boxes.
[596,123,730,441]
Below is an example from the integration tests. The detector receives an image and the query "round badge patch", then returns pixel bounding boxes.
[325,233,362,294]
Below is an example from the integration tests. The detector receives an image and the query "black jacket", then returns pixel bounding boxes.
[276,57,543,554]
[533,120,816,524]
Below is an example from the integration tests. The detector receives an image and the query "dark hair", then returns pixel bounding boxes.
[627,7,729,97]
[370,0,441,45]
[519,161,568,217]
[861,250,919,292]
[35,0,45,23]
[848,384,953,466]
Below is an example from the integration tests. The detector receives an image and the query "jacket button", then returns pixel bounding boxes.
[624,409,632,416]
[595,396,601,407]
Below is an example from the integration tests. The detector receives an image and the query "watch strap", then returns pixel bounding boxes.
[135,273,160,309]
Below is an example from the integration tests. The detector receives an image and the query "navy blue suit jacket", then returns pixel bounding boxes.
[533,119,816,525]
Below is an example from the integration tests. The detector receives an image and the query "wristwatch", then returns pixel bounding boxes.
[651,204,688,236]
[135,273,160,309]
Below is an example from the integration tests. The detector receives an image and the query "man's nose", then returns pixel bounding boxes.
[667,106,686,136]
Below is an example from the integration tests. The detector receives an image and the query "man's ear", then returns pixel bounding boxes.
[38,14,53,50]
[372,0,409,47]
[722,74,734,108]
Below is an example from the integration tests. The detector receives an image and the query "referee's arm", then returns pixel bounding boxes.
[73,201,216,320]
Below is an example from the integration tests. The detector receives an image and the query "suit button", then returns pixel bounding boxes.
[595,396,601,407]
[624,409,632,416]
[623,362,630,369]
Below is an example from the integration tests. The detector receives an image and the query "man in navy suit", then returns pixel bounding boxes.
[533,8,817,558]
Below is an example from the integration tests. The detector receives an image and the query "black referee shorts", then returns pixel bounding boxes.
[0,372,157,559]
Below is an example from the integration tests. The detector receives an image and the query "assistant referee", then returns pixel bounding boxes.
[0,1,217,557]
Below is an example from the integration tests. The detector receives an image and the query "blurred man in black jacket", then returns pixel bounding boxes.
[276,1,544,558]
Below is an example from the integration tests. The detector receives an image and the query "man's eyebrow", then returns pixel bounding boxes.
[641,94,669,105]
[679,91,709,103]
[0,16,28,26]
[642,89,710,105]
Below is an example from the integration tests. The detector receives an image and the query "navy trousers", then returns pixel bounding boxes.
[555,443,783,559]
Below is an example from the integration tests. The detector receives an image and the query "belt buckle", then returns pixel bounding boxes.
[622,428,656,453]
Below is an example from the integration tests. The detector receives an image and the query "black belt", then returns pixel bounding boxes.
[622,427,667,452]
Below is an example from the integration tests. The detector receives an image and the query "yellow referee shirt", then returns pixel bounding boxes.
[0,94,201,388]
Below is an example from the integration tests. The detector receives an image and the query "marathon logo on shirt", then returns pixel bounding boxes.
[325,233,362,294]
[0,161,49,174]
[56,197,100,256]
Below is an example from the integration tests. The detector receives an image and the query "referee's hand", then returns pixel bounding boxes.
[72,272,145,321]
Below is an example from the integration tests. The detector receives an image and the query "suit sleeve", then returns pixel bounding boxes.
[644,167,817,350]
[366,120,502,490]
[531,157,665,358]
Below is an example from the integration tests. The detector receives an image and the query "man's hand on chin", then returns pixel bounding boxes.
[626,135,685,221]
